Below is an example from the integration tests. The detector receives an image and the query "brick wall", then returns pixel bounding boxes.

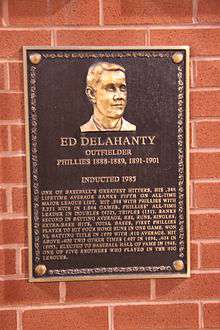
[0,0,219,329]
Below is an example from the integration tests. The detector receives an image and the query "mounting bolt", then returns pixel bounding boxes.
[172,52,184,64]
[173,260,184,271]
[29,53,42,64]
[34,264,47,276]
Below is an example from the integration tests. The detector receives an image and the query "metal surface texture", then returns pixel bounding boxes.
[23,46,190,282]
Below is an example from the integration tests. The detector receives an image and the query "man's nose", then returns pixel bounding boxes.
[113,89,125,100]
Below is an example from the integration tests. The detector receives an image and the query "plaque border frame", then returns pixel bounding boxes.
[23,46,190,282]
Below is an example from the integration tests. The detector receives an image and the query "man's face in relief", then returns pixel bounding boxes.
[94,70,127,120]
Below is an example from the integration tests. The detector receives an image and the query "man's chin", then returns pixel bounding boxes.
[108,109,125,119]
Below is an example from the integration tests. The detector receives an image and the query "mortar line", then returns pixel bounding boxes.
[0,151,25,157]
[0,244,27,250]
[4,62,10,90]
[99,0,104,27]
[199,302,204,328]
[198,242,201,269]
[0,90,23,94]
[150,279,156,300]
[0,214,27,220]
[1,24,220,31]
[0,120,25,125]
[0,183,27,188]
[190,208,220,214]
[191,269,220,274]
[51,30,56,46]
[0,212,28,220]
[191,239,220,244]
[191,117,220,122]
[6,186,13,213]
[194,58,197,87]
[0,299,218,310]
[108,306,114,330]
[192,56,220,61]
[17,309,23,330]
[0,58,24,62]
[192,0,199,24]
[190,147,220,152]
[59,282,66,303]
[191,121,197,148]
[191,178,220,183]
[191,86,220,91]
[190,59,195,88]
[0,59,22,63]
[190,181,194,209]
[7,125,12,151]
[53,29,57,46]
[0,275,28,281]
[16,247,22,275]
[148,29,151,46]
[2,0,9,27]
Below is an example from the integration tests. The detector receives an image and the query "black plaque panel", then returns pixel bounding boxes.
[24,47,190,281]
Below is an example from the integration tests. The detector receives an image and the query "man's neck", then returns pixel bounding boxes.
[93,111,122,130]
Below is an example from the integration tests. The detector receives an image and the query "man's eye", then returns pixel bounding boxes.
[120,86,127,92]
[106,86,115,92]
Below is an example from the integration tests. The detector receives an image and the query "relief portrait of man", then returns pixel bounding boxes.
[80,62,136,132]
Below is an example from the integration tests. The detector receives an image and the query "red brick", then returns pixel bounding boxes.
[0,63,6,89]
[21,248,28,274]
[190,152,220,179]
[57,30,145,46]
[189,122,193,147]
[204,303,220,328]
[12,187,27,214]
[196,122,220,148]
[0,157,26,183]
[0,2,3,26]
[11,125,25,151]
[0,93,24,120]
[0,126,9,151]
[114,303,199,329]
[191,213,220,239]
[195,182,220,208]
[0,280,59,305]
[0,310,17,330]
[9,62,23,91]
[190,60,195,88]
[196,60,220,87]
[191,242,198,270]
[189,182,193,208]
[0,30,51,59]
[9,0,99,26]
[198,0,220,23]
[150,29,220,56]
[0,188,7,212]
[201,242,220,268]
[104,0,192,25]
[191,90,220,118]
[0,249,16,275]
[23,307,108,330]
[0,219,27,244]
[156,273,220,300]
[66,279,150,303]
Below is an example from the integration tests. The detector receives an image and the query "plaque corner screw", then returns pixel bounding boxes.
[35,264,47,276]
[172,52,184,64]
[29,53,42,65]
[173,259,184,271]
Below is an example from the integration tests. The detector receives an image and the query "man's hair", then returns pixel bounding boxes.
[86,62,125,90]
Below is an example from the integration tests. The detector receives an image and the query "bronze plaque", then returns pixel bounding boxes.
[24,47,190,281]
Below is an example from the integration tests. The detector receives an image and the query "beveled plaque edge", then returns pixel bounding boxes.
[23,46,190,282]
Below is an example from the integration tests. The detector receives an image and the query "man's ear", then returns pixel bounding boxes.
[86,87,96,104]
